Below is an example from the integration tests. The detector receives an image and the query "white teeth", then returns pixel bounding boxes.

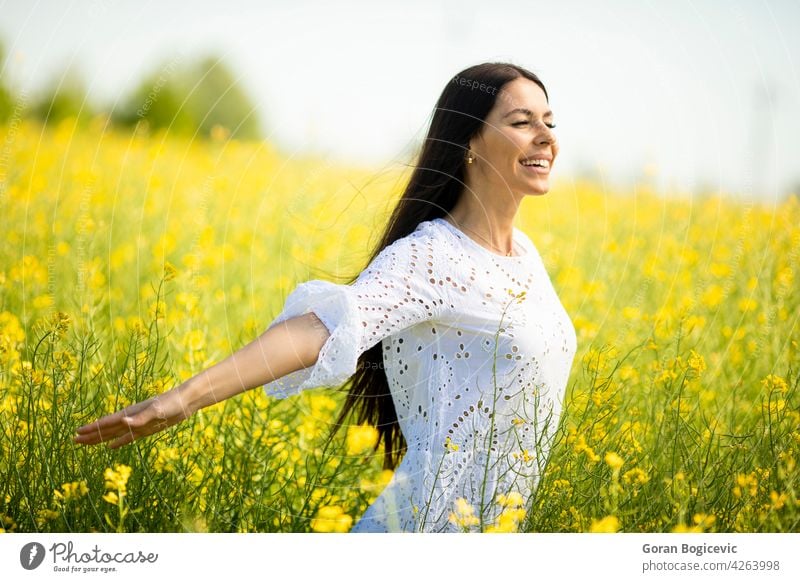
[521,158,550,168]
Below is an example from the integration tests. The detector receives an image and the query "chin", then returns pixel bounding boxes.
[522,182,550,196]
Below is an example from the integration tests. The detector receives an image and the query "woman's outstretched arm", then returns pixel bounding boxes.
[72,312,331,449]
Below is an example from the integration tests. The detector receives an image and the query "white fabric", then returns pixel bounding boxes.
[262,217,578,532]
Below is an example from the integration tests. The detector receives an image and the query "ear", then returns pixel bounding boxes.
[467,131,483,155]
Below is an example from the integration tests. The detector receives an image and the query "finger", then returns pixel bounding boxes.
[107,429,138,449]
[75,410,133,435]
[75,417,114,434]
[108,417,144,449]
[74,427,127,445]
[107,415,168,448]
[75,399,154,434]
[74,416,137,445]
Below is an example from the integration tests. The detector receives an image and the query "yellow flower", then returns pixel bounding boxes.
[762,374,788,393]
[444,436,459,452]
[311,505,353,533]
[573,435,600,463]
[359,469,394,493]
[709,262,731,278]
[622,468,650,486]
[604,451,624,471]
[308,394,338,417]
[774,266,793,289]
[104,464,132,496]
[619,365,638,381]
[671,522,702,533]
[297,415,324,444]
[701,284,725,308]
[50,311,71,338]
[163,261,177,281]
[671,514,715,533]
[487,508,527,533]
[346,423,379,455]
[54,480,89,504]
[0,513,17,532]
[497,491,524,508]
[551,479,573,494]
[183,329,206,352]
[102,491,119,505]
[154,447,181,473]
[762,398,786,415]
[738,297,757,312]
[582,347,618,374]
[655,366,679,384]
[448,497,479,529]
[453,497,474,515]
[692,513,716,529]
[589,515,620,533]
[686,349,706,376]
[176,291,200,312]
[508,288,527,301]
[501,508,526,523]
[770,491,787,510]
[35,508,61,527]
[510,448,533,463]
[684,314,706,333]
[733,472,758,498]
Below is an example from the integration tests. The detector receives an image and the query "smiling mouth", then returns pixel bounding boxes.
[519,159,550,174]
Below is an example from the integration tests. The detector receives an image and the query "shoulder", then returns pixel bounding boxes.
[399,219,444,246]
[513,226,534,253]
[358,220,453,287]
[513,227,544,263]
[368,219,447,264]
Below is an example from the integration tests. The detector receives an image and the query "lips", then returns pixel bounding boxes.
[519,155,551,175]
[520,161,550,175]
[520,154,553,163]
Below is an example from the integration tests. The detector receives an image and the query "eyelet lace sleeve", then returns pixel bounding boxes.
[262,227,450,399]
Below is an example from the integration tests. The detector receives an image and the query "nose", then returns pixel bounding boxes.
[533,121,555,145]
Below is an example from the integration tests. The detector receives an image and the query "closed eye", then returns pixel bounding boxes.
[513,121,556,129]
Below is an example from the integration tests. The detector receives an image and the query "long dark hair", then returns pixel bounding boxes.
[324,61,550,471]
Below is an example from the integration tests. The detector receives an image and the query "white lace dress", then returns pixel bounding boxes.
[262,217,578,532]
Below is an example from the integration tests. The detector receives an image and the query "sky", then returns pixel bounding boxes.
[1,0,798,202]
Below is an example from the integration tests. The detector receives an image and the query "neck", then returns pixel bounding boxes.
[446,193,519,255]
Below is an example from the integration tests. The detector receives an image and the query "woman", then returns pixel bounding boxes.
[74,61,577,533]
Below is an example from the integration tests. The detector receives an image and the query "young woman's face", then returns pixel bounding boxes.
[468,77,558,196]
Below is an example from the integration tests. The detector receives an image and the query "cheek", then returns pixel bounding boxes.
[487,138,522,172]
[504,135,529,166]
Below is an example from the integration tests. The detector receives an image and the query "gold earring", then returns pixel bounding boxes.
[466,153,474,164]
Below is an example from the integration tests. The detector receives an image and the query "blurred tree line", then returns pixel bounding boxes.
[0,39,261,141]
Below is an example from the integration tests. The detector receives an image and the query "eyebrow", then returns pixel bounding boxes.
[503,108,553,119]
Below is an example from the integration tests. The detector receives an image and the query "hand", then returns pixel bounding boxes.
[73,383,197,449]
